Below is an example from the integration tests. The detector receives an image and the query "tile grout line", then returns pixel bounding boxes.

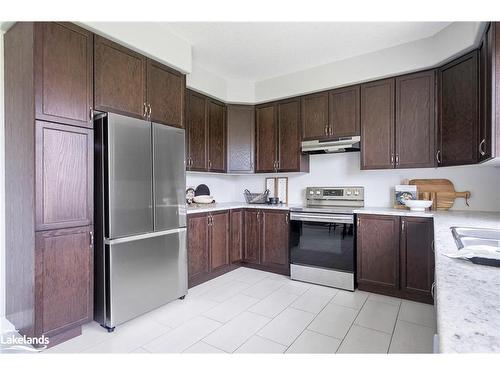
[334,293,372,353]
[387,301,403,353]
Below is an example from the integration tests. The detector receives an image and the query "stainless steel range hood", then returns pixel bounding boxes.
[301,136,360,154]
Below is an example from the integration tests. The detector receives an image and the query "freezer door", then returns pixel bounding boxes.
[106,228,187,327]
[107,114,153,238]
[153,123,186,230]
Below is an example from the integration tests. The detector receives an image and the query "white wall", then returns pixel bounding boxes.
[78,22,193,73]
[254,22,484,102]
[0,31,6,323]
[187,153,500,211]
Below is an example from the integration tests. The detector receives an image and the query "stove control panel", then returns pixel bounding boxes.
[306,186,364,202]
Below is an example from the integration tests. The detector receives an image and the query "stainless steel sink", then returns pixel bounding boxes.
[451,227,500,250]
[451,227,500,240]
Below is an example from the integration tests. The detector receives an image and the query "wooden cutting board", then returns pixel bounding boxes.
[409,178,470,210]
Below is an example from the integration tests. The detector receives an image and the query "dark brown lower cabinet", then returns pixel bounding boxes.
[356,214,400,296]
[400,217,435,304]
[187,210,232,287]
[35,226,93,342]
[356,214,434,304]
[230,209,244,263]
[243,209,290,275]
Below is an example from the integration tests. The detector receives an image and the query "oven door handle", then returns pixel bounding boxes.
[290,213,353,224]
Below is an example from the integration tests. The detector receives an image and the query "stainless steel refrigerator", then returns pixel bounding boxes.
[94,112,187,332]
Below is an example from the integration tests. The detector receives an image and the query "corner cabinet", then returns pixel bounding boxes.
[255,99,309,173]
[227,105,255,173]
[356,214,434,304]
[185,89,227,172]
[437,51,479,167]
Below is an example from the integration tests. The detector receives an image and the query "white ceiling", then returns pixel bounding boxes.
[163,22,452,81]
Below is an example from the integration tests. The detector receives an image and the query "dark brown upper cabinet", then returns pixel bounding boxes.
[255,103,277,173]
[34,22,93,128]
[146,59,185,128]
[94,35,147,119]
[185,89,227,172]
[35,121,93,231]
[357,214,400,296]
[256,99,308,173]
[35,226,93,337]
[207,100,227,172]
[227,105,255,173]
[360,78,395,169]
[186,90,208,171]
[329,85,361,137]
[301,92,329,140]
[278,98,308,172]
[479,22,496,162]
[395,70,436,168]
[437,50,479,167]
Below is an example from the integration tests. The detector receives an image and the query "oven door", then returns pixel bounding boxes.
[289,212,355,273]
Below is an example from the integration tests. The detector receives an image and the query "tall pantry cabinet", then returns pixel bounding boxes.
[5,22,94,346]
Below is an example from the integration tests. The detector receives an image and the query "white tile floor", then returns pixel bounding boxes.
[44,267,436,354]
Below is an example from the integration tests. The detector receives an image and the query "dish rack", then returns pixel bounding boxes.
[244,189,270,204]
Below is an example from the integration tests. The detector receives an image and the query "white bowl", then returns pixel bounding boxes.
[193,195,214,204]
[403,199,433,211]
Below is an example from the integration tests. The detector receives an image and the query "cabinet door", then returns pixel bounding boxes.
[230,209,244,263]
[147,59,185,128]
[301,92,329,140]
[400,217,435,304]
[35,121,93,231]
[35,226,92,337]
[360,78,395,170]
[210,211,230,271]
[278,98,305,172]
[479,23,494,162]
[94,35,147,119]
[187,214,210,284]
[34,22,93,128]
[227,105,255,173]
[243,210,261,264]
[395,70,436,168]
[329,85,360,137]
[255,104,277,173]
[438,51,479,166]
[261,210,289,273]
[186,90,207,171]
[356,214,400,296]
[207,100,226,172]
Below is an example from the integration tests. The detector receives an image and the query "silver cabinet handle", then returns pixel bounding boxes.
[329,124,333,136]
[148,104,152,118]
[401,219,405,231]
[436,150,441,164]
[479,139,486,156]
[431,282,436,299]
[390,153,394,165]
[143,103,147,117]
[89,106,93,121]
[395,154,400,166]
[208,160,212,169]
[89,231,94,246]
[324,124,329,136]
[431,240,435,253]
[285,214,289,224]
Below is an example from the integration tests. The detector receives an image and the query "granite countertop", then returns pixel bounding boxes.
[431,210,500,353]
[186,201,292,214]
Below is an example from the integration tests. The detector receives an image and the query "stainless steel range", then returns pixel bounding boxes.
[289,186,364,291]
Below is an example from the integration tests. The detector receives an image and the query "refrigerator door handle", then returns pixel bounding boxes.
[105,228,187,245]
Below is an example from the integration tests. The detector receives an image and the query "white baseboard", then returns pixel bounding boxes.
[0,315,16,334]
